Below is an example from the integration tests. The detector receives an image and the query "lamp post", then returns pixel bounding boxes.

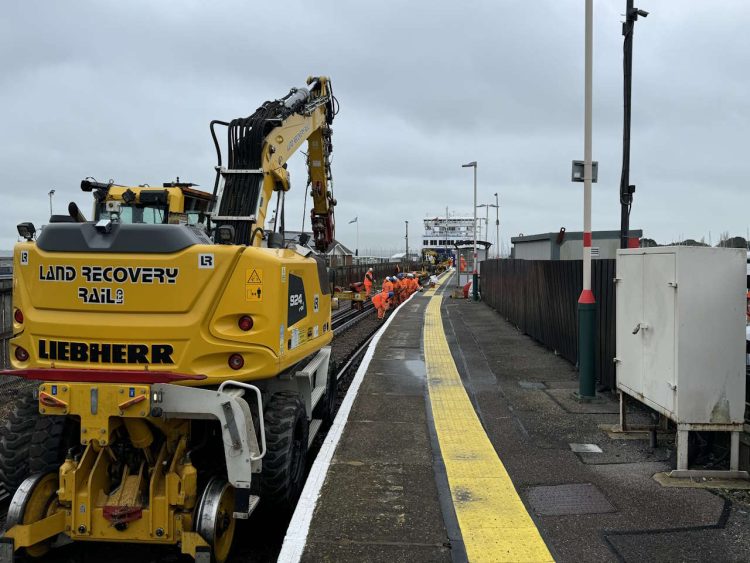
[462,161,478,301]
[405,220,409,268]
[48,189,55,217]
[577,0,596,399]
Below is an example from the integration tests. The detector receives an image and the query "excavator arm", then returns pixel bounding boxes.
[210,76,337,251]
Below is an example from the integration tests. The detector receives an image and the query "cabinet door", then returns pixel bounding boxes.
[642,252,676,415]
[616,254,644,395]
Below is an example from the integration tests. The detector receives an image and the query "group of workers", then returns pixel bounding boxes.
[367,268,422,319]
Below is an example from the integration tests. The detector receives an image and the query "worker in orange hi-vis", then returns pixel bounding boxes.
[393,274,404,305]
[364,268,375,297]
[372,290,393,320]
[460,255,467,272]
[382,276,394,297]
[392,276,402,305]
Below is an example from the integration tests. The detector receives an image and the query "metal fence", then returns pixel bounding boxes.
[330,261,421,288]
[481,259,617,390]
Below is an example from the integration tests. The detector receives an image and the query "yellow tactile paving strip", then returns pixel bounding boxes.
[424,296,554,562]
[423,269,452,297]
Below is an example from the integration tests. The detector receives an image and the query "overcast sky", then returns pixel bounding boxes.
[1,0,748,255]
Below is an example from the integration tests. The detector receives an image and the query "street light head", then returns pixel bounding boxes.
[461,161,477,168]
[48,189,55,196]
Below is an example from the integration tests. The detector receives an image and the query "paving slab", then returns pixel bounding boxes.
[301,293,454,562]
[442,297,750,562]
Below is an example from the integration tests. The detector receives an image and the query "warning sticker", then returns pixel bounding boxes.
[245,268,263,301]
[246,287,262,301]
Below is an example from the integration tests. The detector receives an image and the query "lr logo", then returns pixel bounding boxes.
[198,254,214,269]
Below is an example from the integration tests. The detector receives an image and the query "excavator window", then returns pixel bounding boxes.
[94,202,168,224]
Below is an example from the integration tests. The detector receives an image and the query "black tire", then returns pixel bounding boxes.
[0,390,38,494]
[259,391,308,516]
[313,362,338,429]
[28,414,80,475]
[0,389,80,497]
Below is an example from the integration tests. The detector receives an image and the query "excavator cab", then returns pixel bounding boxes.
[84,179,213,227]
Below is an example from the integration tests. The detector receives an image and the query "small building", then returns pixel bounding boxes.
[282,230,354,266]
[0,251,12,280]
[511,229,643,260]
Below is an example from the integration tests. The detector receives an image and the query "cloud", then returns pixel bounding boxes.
[1,0,748,253]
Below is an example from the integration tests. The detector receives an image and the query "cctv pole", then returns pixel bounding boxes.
[445,206,449,260]
[619,0,647,249]
[578,0,596,399]
[494,193,500,258]
[484,204,491,246]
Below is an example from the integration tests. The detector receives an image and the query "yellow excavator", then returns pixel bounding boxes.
[0,76,338,562]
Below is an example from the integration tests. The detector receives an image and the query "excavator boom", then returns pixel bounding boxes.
[210,76,337,251]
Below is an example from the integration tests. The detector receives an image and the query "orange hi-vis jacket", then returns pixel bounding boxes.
[372,291,386,308]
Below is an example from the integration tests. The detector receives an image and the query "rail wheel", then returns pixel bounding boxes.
[6,472,61,558]
[195,476,236,563]
[260,391,308,516]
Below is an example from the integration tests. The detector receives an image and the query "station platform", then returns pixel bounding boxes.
[279,272,750,563]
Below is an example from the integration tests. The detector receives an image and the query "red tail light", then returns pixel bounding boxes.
[15,347,29,362]
[14,309,23,324]
[228,354,244,370]
[238,315,254,331]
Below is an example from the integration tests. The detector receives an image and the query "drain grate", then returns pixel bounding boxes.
[525,483,615,516]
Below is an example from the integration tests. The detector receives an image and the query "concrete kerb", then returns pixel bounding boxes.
[277,287,421,563]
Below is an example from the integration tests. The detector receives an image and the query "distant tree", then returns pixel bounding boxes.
[717,236,747,249]
[640,238,658,247]
[680,238,709,247]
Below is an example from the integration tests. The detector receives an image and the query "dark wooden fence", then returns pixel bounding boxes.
[481,259,617,390]
[330,262,420,288]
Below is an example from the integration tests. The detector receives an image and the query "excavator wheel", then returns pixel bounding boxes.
[29,414,80,475]
[0,390,39,495]
[6,472,61,558]
[259,391,308,516]
[313,362,338,429]
[0,389,80,497]
[195,476,236,563]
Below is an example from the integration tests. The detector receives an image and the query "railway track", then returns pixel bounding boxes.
[332,302,375,333]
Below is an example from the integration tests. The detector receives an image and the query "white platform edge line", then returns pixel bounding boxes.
[277,289,420,563]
